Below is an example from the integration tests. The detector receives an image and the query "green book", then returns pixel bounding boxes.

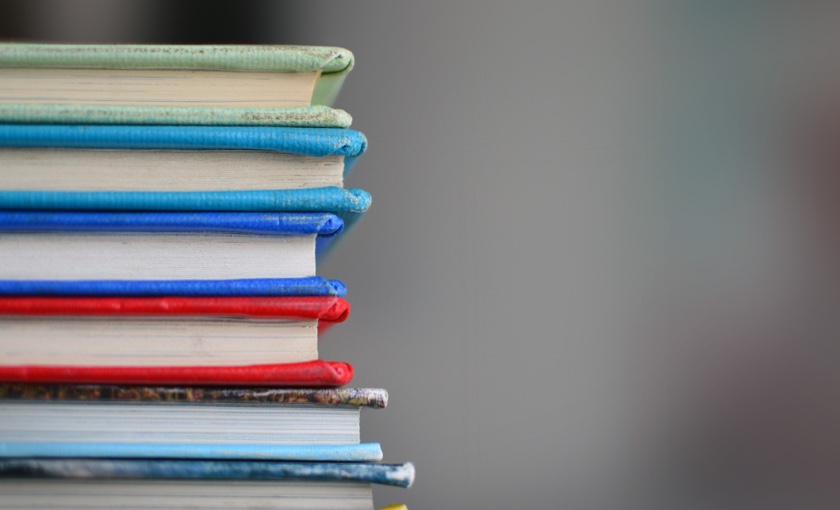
[0,44,354,127]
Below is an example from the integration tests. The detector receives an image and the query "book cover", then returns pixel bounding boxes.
[0,459,414,488]
[0,210,344,256]
[0,188,370,233]
[0,443,382,462]
[0,277,347,297]
[0,44,354,107]
[0,360,353,386]
[0,296,349,321]
[0,385,387,408]
[0,125,367,175]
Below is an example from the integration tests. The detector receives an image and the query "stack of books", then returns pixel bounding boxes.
[0,43,412,510]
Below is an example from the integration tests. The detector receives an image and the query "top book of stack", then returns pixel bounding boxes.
[0,44,354,127]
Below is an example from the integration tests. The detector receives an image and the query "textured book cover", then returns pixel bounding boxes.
[0,43,354,127]
[0,360,353,386]
[0,459,414,488]
[0,124,368,175]
[0,385,387,408]
[0,443,382,462]
[0,277,347,297]
[0,210,344,256]
[0,188,370,233]
[0,296,349,321]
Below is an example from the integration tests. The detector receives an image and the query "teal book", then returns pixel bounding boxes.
[0,44,355,126]
[0,124,371,229]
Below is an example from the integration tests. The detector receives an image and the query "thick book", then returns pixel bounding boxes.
[0,385,385,456]
[0,277,347,297]
[0,125,367,190]
[0,44,355,125]
[0,296,349,367]
[0,211,342,280]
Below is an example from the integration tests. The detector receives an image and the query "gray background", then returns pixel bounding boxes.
[5,2,836,509]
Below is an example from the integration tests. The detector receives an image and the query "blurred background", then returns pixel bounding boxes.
[2,1,839,508]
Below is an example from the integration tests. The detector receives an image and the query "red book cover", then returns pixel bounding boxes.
[0,360,353,387]
[0,296,349,333]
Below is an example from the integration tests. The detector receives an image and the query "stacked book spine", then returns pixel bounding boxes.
[0,44,411,510]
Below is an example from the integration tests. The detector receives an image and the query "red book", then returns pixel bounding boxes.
[0,360,353,387]
[0,296,353,386]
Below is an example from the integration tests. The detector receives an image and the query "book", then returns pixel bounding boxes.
[0,385,386,454]
[0,187,371,232]
[0,277,347,297]
[0,44,355,126]
[0,360,353,386]
[0,211,343,280]
[0,125,367,190]
[0,459,413,509]
[0,459,414,488]
[0,296,348,367]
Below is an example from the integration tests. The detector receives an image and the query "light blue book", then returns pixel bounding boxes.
[0,442,383,462]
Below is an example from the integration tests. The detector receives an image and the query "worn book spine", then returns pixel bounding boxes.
[0,459,414,488]
[0,104,353,128]
[0,360,353,386]
[0,385,387,408]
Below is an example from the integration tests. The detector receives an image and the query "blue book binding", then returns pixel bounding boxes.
[0,459,415,488]
[0,442,384,462]
[0,211,343,256]
[0,187,371,233]
[0,124,368,175]
[0,277,346,297]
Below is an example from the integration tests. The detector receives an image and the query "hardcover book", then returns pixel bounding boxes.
[0,211,343,280]
[0,296,349,368]
[0,44,355,126]
[0,386,385,457]
[0,125,367,190]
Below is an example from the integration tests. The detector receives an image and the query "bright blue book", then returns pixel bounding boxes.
[0,212,343,281]
[0,277,346,297]
[0,442,383,462]
[0,124,367,175]
[0,459,415,488]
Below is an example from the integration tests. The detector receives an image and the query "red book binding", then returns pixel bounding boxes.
[0,360,354,387]
[0,296,349,332]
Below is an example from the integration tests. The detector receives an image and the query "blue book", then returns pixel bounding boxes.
[0,442,383,462]
[0,125,372,231]
[0,277,346,297]
[0,211,342,281]
[0,124,367,175]
[0,459,415,488]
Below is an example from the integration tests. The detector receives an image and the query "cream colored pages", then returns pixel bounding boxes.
[0,149,344,191]
[0,68,319,107]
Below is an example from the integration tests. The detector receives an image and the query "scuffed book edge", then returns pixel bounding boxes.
[0,104,352,128]
[0,385,387,408]
[0,460,413,488]
[0,44,353,74]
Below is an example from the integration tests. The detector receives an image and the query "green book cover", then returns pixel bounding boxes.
[0,44,355,127]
